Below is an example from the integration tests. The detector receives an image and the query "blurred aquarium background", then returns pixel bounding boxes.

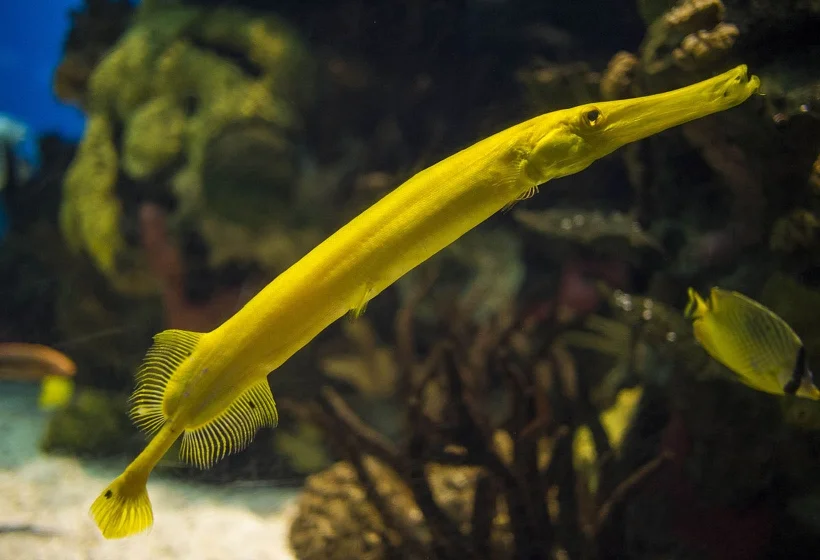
[1,0,819,559]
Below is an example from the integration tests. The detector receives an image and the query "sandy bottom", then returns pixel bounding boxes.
[0,382,300,560]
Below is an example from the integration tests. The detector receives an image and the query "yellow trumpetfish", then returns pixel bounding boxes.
[685,286,820,400]
[91,65,759,539]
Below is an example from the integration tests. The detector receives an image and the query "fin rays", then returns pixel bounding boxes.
[129,329,203,436]
[180,379,278,469]
[89,473,153,539]
[502,185,540,213]
[347,283,373,321]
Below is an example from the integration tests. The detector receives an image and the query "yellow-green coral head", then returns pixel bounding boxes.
[524,65,760,184]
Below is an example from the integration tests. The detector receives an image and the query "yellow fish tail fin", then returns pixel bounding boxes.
[684,287,708,319]
[798,370,820,401]
[38,374,75,410]
[89,471,153,539]
[180,378,278,469]
[129,329,204,436]
[805,385,820,401]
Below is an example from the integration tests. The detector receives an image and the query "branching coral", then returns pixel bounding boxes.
[289,278,670,560]
[600,52,640,101]
[671,22,739,71]
[640,0,737,77]
[597,0,820,273]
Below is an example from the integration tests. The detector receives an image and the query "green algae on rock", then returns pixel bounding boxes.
[59,4,315,293]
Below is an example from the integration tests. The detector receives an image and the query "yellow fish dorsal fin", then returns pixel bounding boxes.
[684,287,708,319]
[179,378,278,469]
[716,288,802,343]
[129,329,204,436]
[708,287,722,312]
[700,287,803,394]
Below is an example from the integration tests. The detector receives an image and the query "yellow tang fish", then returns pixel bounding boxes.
[685,287,820,400]
[90,65,759,539]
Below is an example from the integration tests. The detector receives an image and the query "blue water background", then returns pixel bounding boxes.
[0,0,129,238]
[0,0,90,149]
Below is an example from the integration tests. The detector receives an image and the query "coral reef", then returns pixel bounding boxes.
[589,285,820,558]
[290,280,668,560]
[640,0,738,77]
[596,0,820,275]
[290,458,499,560]
[59,2,317,294]
[53,0,134,109]
[24,0,820,555]
[289,267,820,557]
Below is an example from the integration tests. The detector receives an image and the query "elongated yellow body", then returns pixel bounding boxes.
[91,65,760,539]
[183,65,760,420]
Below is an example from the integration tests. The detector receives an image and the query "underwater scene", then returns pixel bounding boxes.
[1,0,820,558]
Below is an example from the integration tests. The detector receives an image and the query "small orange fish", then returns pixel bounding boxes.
[0,342,76,408]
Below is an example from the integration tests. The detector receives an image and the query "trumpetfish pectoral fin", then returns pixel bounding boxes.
[347,283,373,321]
[501,185,540,214]
[179,378,278,469]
